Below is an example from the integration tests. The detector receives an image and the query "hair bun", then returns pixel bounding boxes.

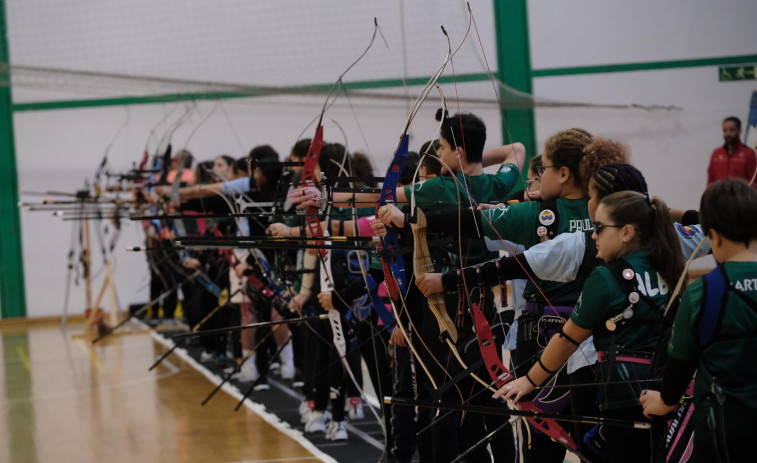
[435,108,447,121]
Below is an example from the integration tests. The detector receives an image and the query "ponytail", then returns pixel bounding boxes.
[600,191,684,290]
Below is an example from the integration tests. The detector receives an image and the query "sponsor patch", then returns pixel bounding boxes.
[677,224,697,238]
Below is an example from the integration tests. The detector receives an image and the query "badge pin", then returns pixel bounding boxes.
[605,319,616,331]
[537,226,548,237]
[628,291,639,304]
[622,306,635,319]
[622,269,634,280]
[538,209,556,226]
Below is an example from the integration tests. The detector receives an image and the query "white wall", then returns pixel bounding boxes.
[529,0,757,209]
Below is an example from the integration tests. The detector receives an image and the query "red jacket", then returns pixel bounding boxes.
[707,141,757,187]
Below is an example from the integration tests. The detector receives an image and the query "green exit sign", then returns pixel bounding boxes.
[720,64,757,81]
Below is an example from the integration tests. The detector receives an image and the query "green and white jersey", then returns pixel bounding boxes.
[668,261,757,410]
[571,249,671,409]
[403,163,520,269]
[481,197,591,304]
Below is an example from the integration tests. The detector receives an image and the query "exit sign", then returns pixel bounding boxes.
[720,64,757,81]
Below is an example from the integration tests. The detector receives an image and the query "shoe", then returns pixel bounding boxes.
[213,353,231,367]
[269,361,281,375]
[234,355,259,383]
[324,420,337,439]
[346,397,364,420]
[200,351,214,363]
[279,344,295,380]
[253,382,270,392]
[300,400,314,424]
[326,420,347,441]
[292,375,304,388]
[304,411,328,433]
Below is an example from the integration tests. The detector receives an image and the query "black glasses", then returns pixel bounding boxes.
[593,222,624,235]
[535,165,559,177]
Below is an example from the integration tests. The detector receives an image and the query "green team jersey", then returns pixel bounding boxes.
[402,163,520,270]
[668,261,757,410]
[571,249,670,409]
[481,197,591,304]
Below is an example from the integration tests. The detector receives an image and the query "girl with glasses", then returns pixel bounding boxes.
[496,190,683,463]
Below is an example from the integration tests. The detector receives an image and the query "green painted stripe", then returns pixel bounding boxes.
[0,0,26,318]
[532,54,757,78]
[493,0,535,186]
[12,73,491,112]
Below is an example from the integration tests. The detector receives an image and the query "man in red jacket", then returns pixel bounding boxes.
[708,116,756,187]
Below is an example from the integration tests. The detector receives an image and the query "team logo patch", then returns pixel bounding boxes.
[539,209,556,226]
[677,224,696,238]
[537,226,548,237]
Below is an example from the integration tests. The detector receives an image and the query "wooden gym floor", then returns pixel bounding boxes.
[0,321,324,463]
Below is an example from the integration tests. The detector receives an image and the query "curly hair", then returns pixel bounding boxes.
[543,128,593,187]
[578,137,630,193]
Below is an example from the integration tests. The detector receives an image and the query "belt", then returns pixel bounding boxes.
[524,301,574,317]
[597,350,652,365]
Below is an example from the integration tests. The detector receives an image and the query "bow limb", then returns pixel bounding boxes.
[377,138,460,397]
[412,208,458,342]
[301,121,386,437]
[413,209,498,395]
[471,302,513,388]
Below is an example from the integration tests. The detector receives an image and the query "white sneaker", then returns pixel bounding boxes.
[269,361,281,374]
[304,411,328,433]
[200,351,214,363]
[300,400,314,424]
[326,420,347,441]
[346,397,364,420]
[279,344,295,380]
[324,420,337,439]
[253,382,270,391]
[234,355,259,383]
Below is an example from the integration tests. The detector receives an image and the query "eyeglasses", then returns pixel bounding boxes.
[593,222,624,235]
[526,177,539,189]
[535,165,559,177]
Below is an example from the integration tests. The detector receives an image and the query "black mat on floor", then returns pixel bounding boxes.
[152,328,392,463]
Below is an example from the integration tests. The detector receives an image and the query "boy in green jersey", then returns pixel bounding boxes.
[641,179,757,462]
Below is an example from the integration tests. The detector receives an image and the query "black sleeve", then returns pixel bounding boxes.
[660,356,698,406]
[423,209,483,238]
[339,267,384,302]
[503,188,526,203]
[441,253,537,289]
[681,210,699,226]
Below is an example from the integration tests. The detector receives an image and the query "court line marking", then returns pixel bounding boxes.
[150,330,338,463]
[75,338,107,373]
[15,346,31,371]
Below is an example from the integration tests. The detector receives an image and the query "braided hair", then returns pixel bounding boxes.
[591,163,648,199]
